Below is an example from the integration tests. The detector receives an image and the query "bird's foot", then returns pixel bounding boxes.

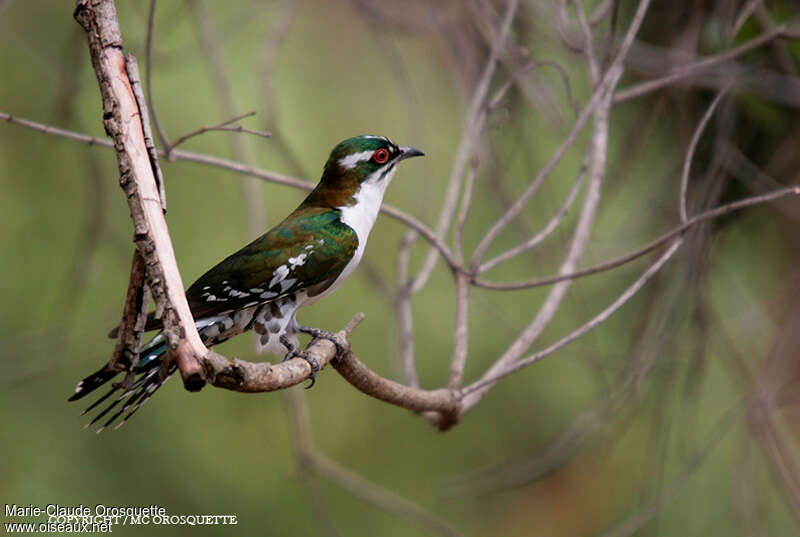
[280,335,319,389]
[296,324,345,362]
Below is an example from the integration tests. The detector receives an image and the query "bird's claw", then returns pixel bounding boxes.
[280,335,320,389]
[296,325,345,362]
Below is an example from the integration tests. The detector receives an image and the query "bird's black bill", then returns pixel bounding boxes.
[398,146,424,161]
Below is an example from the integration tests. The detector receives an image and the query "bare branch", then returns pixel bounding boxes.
[331,348,460,431]
[614,24,800,103]
[74,0,208,389]
[145,0,170,150]
[453,155,479,263]
[396,231,419,388]
[461,239,684,407]
[571,0,600,85]
[470,0,653,268]
[472,186,800,291]
[679,85,731,223]
[127,54,167,211]
[166,111,269,152]
[590,0,614,26]
[465,64,621,409]
[731,0,763,38]
[409,0,519,294]
[479,157,586,273]
[448,273,471,390]
[109,251,150,373]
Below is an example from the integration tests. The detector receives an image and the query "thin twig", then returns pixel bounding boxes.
[166,111,263,152]
[409,0,519,294]
[453,155,480,263]
[572,0,600,85]
[679,85,732,223]
[448,273,471,390]
[731,0,763,37]
[613,25,800,103]
[472,185,800,291]
[466,64,621,410]
[145,0,170,150]
[109,251,150,373]
[470,0,653,268]
[479,158,587,273]
[461,239,684,405]
[590,0,614,25]
[396,231,419,388]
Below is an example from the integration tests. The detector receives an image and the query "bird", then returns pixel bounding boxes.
[69,135,424,431]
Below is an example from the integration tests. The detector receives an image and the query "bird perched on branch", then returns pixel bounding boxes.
[69,135,424,431]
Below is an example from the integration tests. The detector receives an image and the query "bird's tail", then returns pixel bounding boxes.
[68,334,175,432]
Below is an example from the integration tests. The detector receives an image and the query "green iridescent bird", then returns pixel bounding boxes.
[69,135,424,431]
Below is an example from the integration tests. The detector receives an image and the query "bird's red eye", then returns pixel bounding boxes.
[373,148,390,164]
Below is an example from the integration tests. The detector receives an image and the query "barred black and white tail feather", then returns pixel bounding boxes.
[68,339,171,433]
[68,366,118,402]
[71,298,303,431]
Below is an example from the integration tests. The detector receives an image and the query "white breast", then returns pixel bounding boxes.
[306,166,397,304]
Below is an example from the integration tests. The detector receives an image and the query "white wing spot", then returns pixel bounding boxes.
[288,253,307,268]
[229,289,250,298]
[270,265,290,288]
[207,294,217,301]
[280,278,296,292]
[260,291,277,299]
[249,288,264,293]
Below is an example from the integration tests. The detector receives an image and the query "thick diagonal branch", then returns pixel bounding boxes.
[75,0,207,390]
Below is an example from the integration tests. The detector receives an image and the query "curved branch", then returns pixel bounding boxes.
[331,349,461,431]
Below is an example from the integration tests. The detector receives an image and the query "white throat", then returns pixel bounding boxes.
[315,165,396,301]
[338,165,396,247]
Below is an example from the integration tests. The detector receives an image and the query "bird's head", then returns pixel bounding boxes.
[304,135,424,208]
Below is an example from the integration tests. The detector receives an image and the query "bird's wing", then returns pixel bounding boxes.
[185,207,358,320]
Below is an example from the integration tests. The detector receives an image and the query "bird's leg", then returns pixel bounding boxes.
[280,334,319,389]
[295,324,345,362]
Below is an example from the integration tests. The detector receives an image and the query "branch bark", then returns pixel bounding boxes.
[74,0,207,390]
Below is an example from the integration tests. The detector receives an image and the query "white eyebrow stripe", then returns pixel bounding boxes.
[338,150,375,169]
